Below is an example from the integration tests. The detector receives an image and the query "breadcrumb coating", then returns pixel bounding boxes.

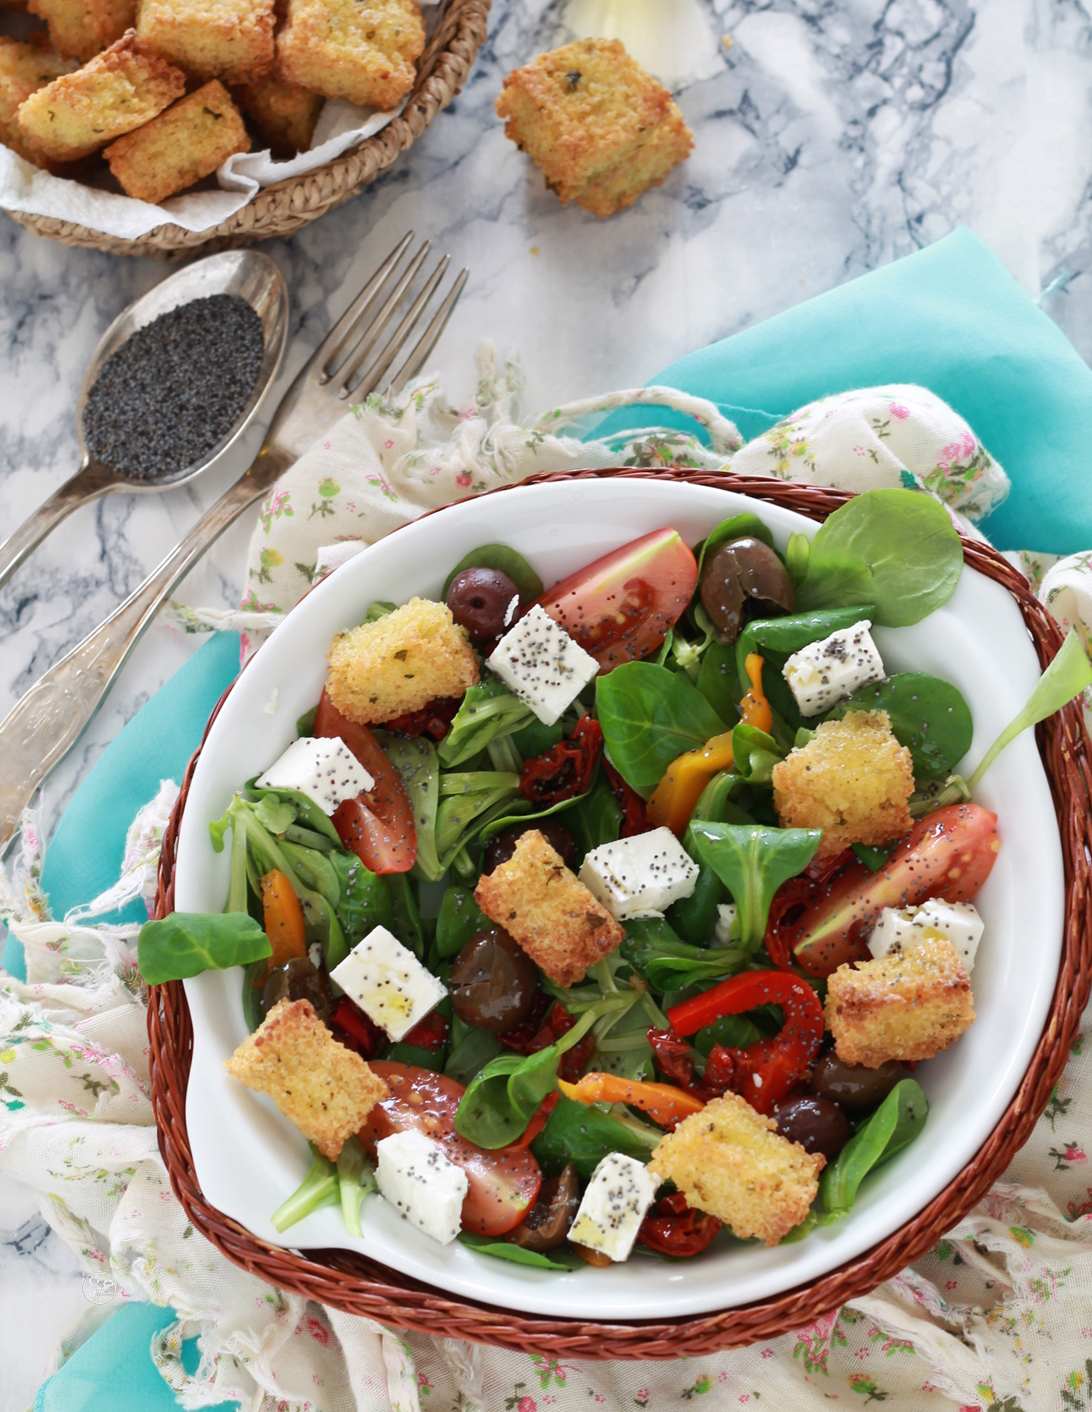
[474,829,626,987]
[276,0,424,111]
[27,0,136,63]
[772,709,914,861]
[224,998,388,1160]
[650,1092,824,1247]
[825,936,975,1068]
[326,597,479,726]
[0,37,75,167]
[136,0,275,84]
[105,79,250,203]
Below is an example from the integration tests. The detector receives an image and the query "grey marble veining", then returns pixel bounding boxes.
[1,0,1091,1402]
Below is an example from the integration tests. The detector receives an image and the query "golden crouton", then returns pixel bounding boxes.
[495,38,693,218]
[224,998,388,1160]
[327,597,479,725]
[650,1092,823,1247]
[0,36,75,167]
[16,30,184,162]
[104,79,249,203]
[772,710,914,861]
[236,76,322,155]
[474,829,625,987]
[137,0,275,85]
[27,0,136,63]
[276,0,424,111]
[825,936,975,1068]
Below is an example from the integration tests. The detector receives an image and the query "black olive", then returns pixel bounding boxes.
[507,1163,581,1251]
[772,1094,854,1161]
[698,536,795,645]
[808,1053,911,1113]
[449,925,538,1034]
[260,956,333,1023]
[482,822,576,875]
[446,567,522,641]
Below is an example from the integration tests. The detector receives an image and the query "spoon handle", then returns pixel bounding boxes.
[0,459,282,848]
[0,460,122,593]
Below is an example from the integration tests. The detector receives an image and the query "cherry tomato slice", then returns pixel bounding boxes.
[359,1062,542,1236]
[531,528,698,673]
[315,690,417,874]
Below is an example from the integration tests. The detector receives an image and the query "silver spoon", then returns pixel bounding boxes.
[0,249,288,593]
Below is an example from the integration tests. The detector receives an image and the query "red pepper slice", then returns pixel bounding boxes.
[402,1010,449,1052]
[330,997,384,1057]
[666,970,824,1114]
[602,759,652,837]
[638,1190,722,1258]
[519,716,603,805]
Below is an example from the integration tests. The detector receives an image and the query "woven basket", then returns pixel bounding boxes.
[7,0,489,259]
[149,468,1092,1357]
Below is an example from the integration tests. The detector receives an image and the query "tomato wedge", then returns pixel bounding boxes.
[786,803,1000,977]
[531,528,698,672]
[315,690,417,874]
[359,1062,542,1236]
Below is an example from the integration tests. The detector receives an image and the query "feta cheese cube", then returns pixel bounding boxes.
[568,1152,661,1262]
[913,899,984,971]
[375,1128,468,1245]
[782,620,885,717]
[866,907,930,961]
[330,925,447,1040]
[579,828,700,921]
[485,604,599,726]
[714,902,738,947]
[256,735,374,815]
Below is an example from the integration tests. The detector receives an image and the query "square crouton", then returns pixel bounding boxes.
[825,936,975,1068]
[136,0,275,84]
[650,1092,824,1246]
[224,997,388,1160]
[326,597,479,726]
[495,38,693,218]
[772,710,914,862]
[16,30,184,162]
[474,829,626,987]
[104,79,249,203]
[0,36,75,167]
[27,0,136,63]
[236,76,322,155]
[276,0,425,111]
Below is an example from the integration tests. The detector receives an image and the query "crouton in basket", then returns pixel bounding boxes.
[326,597,479,726]
[27,0,136,63]
[136,0,275,85]
[474,829,626,987]
[15,30,184,163]
[224,997,388,1160]
[276,0,425,112]
[650,1092,824,1247]
[825,936,975,1068]
[772,710,914,861]
[105,79,250,204]
[236,77,322,156]
[0,36,75,168]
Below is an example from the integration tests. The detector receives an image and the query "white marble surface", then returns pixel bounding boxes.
[1,0,1091,1404]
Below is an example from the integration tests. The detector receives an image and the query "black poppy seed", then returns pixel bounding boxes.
[83,294,264,481]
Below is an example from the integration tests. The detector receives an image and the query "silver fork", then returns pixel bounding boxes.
[0,233,468,848]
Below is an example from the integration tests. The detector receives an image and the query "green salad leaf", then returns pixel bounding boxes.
[820,1079,929,1219]
[596,662,727,794]
[531,1096,661,1179]
[457,1233,582,1270]
[138,911,271,985]
[689,823,822,950]
[828,672,974,780]
[622,916,745,991]
[271,1145,339,1232]
[329,850,393,946]
[438,675,535,768]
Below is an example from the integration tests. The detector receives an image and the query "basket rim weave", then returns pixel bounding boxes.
[5,0,490,259]
[149,467,1092,1358]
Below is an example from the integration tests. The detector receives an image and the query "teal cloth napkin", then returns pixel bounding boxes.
[9,225,1091,1411]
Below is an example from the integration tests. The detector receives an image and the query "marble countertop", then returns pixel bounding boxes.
[2,0,1090,1405]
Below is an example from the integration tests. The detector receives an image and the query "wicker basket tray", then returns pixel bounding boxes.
[7,0,490,259]
[149,468,1092,1356]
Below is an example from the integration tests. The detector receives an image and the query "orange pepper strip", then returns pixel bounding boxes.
[646,731,735,835]
[557,1072,705,1128]
[740,652,773,733]
[258,869,308,983]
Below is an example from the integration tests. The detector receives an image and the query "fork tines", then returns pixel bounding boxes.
[317,233,469,401]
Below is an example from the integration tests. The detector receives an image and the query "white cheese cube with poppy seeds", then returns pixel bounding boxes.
[256,736,374,815]
[329,925,447,1040]
[485,604,599,726]
[867,908,930,961]
[568,1152,661,1261]
[578,827,700,920]
[913,899,984,971]
[375,1128,469,1245]
[782,620,885,717]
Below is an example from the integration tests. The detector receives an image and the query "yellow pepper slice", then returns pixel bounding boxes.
[740,652,773,732]
[646,730,736,834]
[557,1073,705,1127]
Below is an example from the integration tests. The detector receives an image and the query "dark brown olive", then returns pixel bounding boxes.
[450,925,538,1034]
[446,567,522,641]
[482,822,576,875]
[808,1053,911,1113]
[772,1094,854,1161]
[699,537,795,645]
[260,956,333,1023]
[507,1163,581,1252]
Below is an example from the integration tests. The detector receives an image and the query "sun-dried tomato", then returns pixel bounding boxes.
[638,1191,722,1258]
[519,716,603,805]
[527,1002,595,1081]
[379,696,463,740]
[496,989,554,1054]
[602,759,652,837]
